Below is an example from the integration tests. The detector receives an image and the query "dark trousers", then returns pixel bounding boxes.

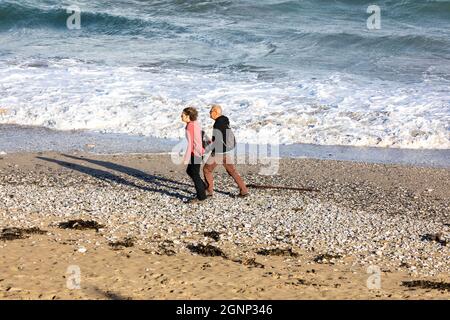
[186,155,207,200]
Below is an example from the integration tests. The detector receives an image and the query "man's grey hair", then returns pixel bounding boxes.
[211,104,222,115]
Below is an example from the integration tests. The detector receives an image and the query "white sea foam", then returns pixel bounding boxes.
[0,58,449,149]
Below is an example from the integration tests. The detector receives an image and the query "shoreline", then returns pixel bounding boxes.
[1,124,450,168]
[0,151,449,299]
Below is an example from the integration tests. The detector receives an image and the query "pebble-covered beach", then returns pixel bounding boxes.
[0,152,449,299]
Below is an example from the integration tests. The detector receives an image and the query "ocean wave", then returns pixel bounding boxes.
[162,0,234,13]
[293,31,450,56]
[0,59,448,149]
[0,1,187,36]
[226,0,450,19]
[2,0,449,33]
[2,0,449,64]
[389,0,450,18]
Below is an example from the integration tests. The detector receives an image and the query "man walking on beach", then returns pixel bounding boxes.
[203,104,249,198]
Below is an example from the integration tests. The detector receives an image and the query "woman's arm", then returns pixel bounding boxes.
[184,123,194,164]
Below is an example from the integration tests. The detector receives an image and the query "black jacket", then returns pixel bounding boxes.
[211,115,236,154]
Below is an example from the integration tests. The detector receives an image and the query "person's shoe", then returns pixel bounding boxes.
[206,191,213,198]
[237,192,249,198]
[185,197,206,204]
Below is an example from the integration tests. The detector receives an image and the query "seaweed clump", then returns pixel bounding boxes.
[256,248,299,257]
[109,237,135,250]
[313,253,342,264]
[402,280,450,292]
[203,231,221,241]
[187,244,227,258]
[58,220,104,232]
[0,227,47,241]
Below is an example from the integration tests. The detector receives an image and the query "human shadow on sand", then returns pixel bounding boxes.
[36,156,193,200]
[61,154,233,197]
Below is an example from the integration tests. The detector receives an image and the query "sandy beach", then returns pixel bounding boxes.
[0,152,448,300]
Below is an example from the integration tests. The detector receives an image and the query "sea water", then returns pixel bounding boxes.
[0,0,449,150]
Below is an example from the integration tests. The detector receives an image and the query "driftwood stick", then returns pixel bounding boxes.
[247,184,320,192]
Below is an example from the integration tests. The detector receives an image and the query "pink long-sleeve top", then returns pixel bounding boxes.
[185,120,205,161]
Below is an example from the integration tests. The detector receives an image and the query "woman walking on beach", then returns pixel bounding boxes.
[181,107,207,203]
